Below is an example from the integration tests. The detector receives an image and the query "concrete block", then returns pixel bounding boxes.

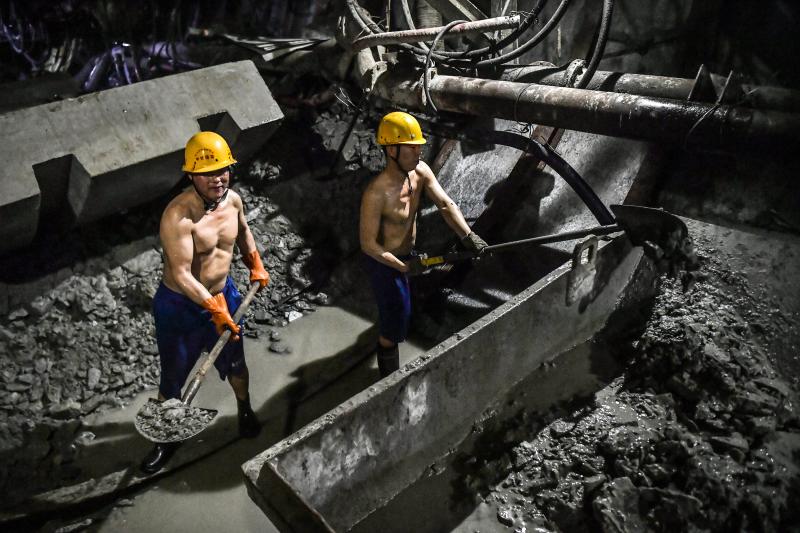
[0,60,283,255]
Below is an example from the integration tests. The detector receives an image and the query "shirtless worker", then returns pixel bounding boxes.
[140,131,270,474]
[360,111,487,377]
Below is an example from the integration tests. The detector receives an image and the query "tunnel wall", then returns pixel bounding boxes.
[0,60,283,255]
[243,237,650,532]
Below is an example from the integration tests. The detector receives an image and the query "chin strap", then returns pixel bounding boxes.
[388,152,413,194]
[193,184,229,212]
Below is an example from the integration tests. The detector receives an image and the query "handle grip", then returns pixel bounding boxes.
[181,281,261,405]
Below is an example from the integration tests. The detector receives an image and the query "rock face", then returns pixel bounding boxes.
[468,247,800,532]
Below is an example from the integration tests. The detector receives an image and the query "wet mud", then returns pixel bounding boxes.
[459,246,800,532]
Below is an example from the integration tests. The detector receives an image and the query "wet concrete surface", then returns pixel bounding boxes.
[30,305,430,533]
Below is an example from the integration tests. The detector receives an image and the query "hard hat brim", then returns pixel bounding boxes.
[182,158,237,173]
[380,138,427,146]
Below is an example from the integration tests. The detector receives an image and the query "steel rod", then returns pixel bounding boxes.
[351,14,519,51]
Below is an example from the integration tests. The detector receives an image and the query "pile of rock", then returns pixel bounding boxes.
[478,250,799,531]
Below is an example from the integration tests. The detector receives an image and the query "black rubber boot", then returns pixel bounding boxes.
[237,396,261,438]
[377,344,400,378]
[139,442,179,475]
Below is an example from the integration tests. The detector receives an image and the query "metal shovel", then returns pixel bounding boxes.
[410,204,690,273]
[135,281,261,443]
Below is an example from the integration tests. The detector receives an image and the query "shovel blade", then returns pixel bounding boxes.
[610,204,687,245]
[134,398,218,444]
[610,204,697,271]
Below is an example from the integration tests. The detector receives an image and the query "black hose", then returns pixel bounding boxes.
[401,0,549,60]
[493,130,615,224]
[424,20,468,113]
[442,129,614,224]
[347,0,446,60]
[351,0,550,65]
[574,0,614,89]
[475,0,572,67]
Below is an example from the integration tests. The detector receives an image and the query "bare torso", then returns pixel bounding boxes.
[162,189,240,295]
[369,169,423,255]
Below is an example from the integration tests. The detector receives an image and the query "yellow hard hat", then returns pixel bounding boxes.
[182,131,237,173]
[376,111,427,145]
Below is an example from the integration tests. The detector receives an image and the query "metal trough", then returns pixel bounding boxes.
[243,235,655,532]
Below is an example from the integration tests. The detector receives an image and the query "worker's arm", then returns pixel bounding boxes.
[420,162,488,253]
[235,194,270,290]
[360,184,408,272]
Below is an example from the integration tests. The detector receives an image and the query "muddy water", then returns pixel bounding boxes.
[351,339,623,533]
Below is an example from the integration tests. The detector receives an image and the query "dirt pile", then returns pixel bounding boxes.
[476,248,800,532]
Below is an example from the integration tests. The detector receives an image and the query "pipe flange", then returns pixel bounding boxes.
[565,59,587,88]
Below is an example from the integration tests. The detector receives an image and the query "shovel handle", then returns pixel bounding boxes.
[415,224,621,273]
[181,281,261,405]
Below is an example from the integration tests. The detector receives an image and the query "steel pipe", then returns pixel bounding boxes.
[418,75,800,150]
[502,66,800,112]
[351,14,519,51]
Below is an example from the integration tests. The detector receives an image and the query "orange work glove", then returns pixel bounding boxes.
[243,250,270,290]
[202,293,241,341]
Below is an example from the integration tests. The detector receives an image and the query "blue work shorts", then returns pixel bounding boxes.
[153,276,247,399]
[362,253,411,344]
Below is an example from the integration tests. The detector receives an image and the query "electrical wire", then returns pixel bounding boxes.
[475,0,572,67]
[400,0,548,59]
[348,0,555,65]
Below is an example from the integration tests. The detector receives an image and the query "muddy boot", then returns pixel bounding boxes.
[139,442,179,475]
[237,396,261,438]
[377,344,400,378]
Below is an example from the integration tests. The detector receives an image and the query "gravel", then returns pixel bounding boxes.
[134,399,217,443]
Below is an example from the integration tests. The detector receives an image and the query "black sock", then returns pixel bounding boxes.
[376,344,400,377]
[237,396,252,412]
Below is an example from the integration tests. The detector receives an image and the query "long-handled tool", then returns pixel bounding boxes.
[410,204,691,274]
[134,281,261,443]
